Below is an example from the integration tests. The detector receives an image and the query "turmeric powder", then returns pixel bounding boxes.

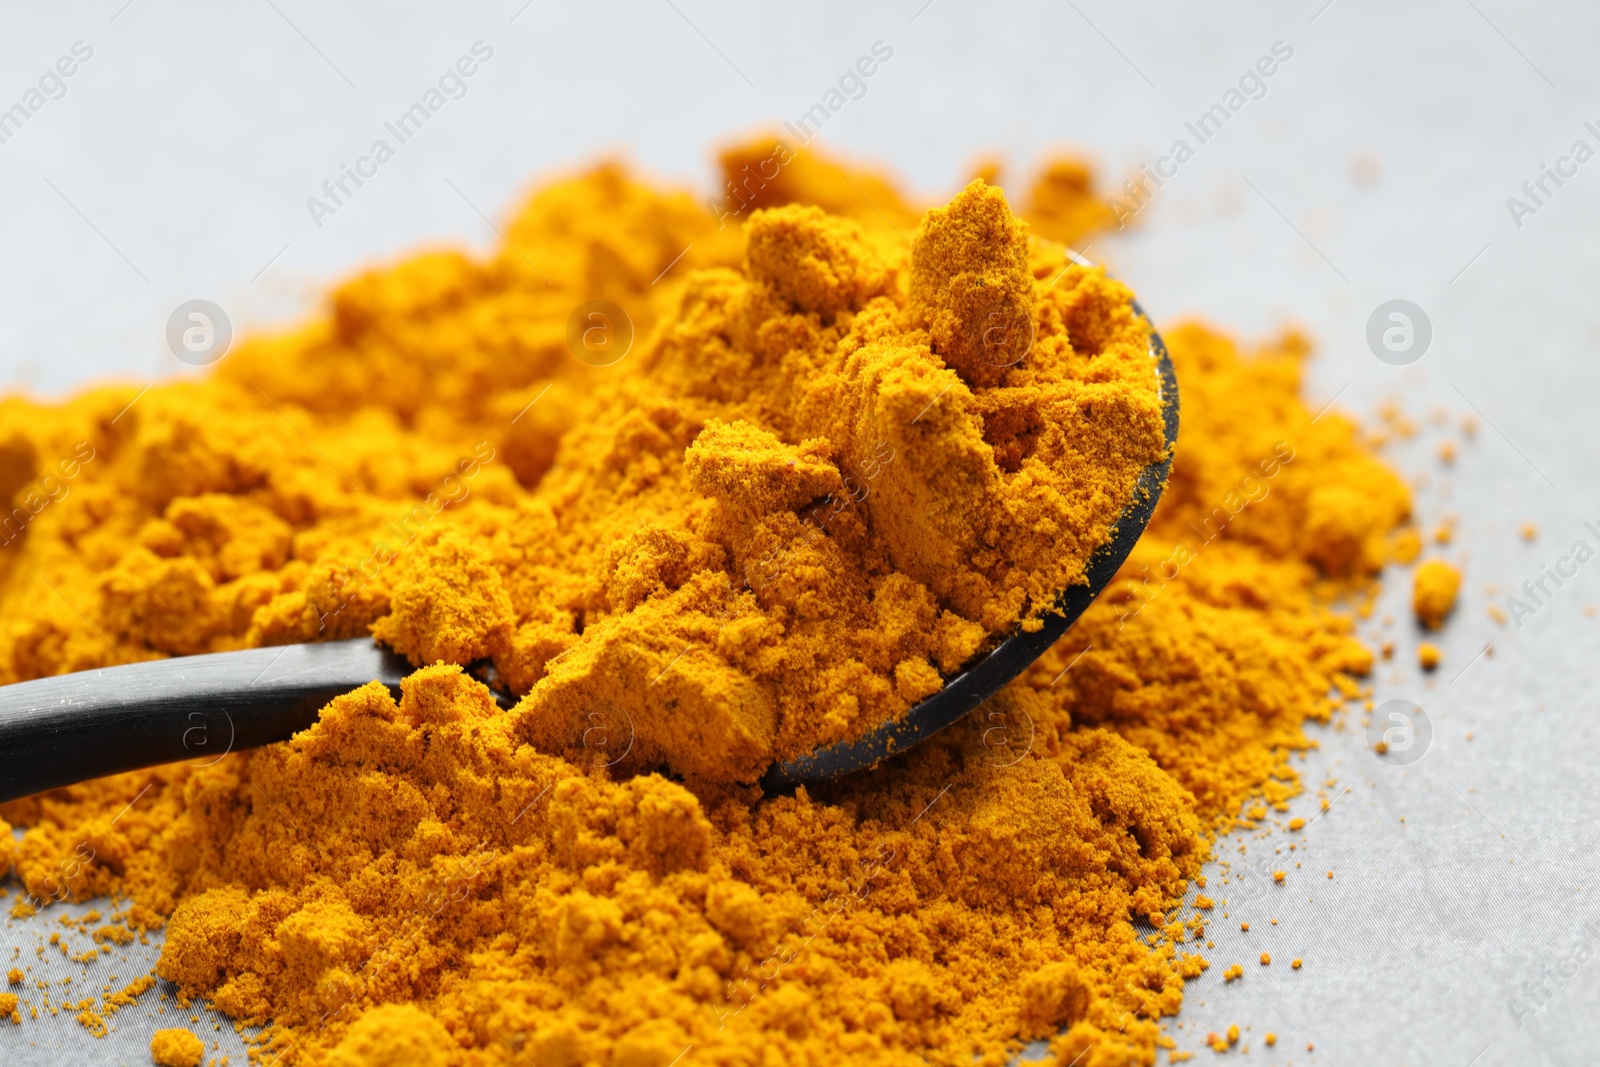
[0,138,1410,1066]
[150,1027,205,1067]
[0,171,1164,788]
[1023,157,1121,246]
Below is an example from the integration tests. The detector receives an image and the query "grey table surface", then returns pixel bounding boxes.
[2,1,1598,1064]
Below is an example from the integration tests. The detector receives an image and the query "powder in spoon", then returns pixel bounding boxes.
[514,183,1165,782]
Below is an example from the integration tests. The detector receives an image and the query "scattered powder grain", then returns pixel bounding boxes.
[0,139,1410,1066]
[1390,528,1421,564]
[1412,559,1461,630]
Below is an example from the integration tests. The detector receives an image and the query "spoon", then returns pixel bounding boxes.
[0,312,1177,805]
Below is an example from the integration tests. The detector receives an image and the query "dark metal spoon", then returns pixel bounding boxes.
[0,640,419,805]
[0,314,1176,806]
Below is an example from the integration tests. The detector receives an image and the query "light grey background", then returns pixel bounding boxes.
[2,1,1597,1064]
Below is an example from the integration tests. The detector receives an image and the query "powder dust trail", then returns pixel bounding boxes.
[0,136,1408,1066]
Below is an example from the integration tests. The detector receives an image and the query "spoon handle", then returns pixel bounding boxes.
[0,639,410,805]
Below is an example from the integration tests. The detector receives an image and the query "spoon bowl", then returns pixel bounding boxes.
[762,304,1178,790]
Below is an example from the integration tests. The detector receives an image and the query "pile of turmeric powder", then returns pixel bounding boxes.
[0,138,1409,1066]
[0,155,1165,786]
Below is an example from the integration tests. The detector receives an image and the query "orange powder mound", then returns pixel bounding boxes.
[714,136,922,237]
[1023,158,1121,247]
[1030,324,1409,822]
[150,1026,205,1067]
[0,139,1409,1066]
[1412,559,1461,630]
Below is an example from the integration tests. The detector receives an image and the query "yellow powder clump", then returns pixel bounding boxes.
[714,136,921,237]
[1412,559,1461,630]
[0,991,17,1024]
[1024,157,1121,246]
[150,1026,205,1067]
[326,1004,454,1067]
[0,822,13,889]
[1391,528,1422,564]
[0,138,1410,1066]
[908,179,1036,389]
